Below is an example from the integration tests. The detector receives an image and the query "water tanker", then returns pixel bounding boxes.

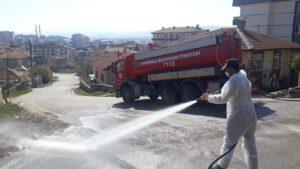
[114,29,243,104]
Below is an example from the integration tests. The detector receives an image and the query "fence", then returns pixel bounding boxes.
[0,88,4,106]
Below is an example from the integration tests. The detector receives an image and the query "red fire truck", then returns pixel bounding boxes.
[114,29,243,104]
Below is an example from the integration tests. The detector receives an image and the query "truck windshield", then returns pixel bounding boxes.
[116,61,124,72]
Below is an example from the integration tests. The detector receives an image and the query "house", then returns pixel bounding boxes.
[233,0,300,43]
[0,50,30,68]
[93,53,119,85]
[236,27,300,88]
[152,25,209,47]
[92,49,135,85]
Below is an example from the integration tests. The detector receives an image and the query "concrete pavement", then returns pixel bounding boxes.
[1,73,299,169]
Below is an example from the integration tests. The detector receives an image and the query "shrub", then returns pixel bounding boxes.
[33,65,53,84]
[292,55,300,71]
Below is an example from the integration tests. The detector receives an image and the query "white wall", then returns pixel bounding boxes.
[240,0,296,41]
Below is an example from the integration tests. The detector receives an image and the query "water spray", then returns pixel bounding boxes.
[19,100,198,152]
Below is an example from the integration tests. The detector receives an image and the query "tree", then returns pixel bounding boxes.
[33,65,53,84]
[292,55,300,72]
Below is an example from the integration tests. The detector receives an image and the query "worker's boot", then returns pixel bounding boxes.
[211,164,226,169]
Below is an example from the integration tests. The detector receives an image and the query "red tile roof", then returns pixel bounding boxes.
[238,29,300,50]
[0,51,29,59]
[93,52,130,71]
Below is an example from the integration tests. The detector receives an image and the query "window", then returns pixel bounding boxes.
[273,52,281,69]
[251,54,264,71]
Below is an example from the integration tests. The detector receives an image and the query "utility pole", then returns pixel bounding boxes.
[29,40,34,87]
[6,48,9,85]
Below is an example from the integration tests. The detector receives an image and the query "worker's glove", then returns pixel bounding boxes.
[197,90,211,103]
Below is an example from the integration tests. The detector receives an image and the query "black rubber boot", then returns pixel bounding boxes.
[211,164,226,169]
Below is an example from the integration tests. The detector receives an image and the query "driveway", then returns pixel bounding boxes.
[1,73,300,169]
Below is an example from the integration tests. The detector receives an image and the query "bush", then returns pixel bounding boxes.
[33,66,53,84]
[292,56,300,71]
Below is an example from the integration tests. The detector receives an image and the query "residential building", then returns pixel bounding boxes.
[92,49,135,85]
[93,52,119,85]
[71,34,90,49]
[0,50,30,68]
[233,0,300,43]
[0,50,29,84]
[151,25,209,47]
[0,31,15,46]
[34,42,70,70]
[235,28,300,88]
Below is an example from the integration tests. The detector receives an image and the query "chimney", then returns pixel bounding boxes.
[233,17,247,30]
[196,24,200,29]
[35,25,38,38]
[39,24,41,37]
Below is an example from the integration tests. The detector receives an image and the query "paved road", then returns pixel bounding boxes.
[1,73,300,169]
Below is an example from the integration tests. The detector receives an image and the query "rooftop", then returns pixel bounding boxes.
[0,51,29,59]
[237,29,300,50]
[152,26,208,34]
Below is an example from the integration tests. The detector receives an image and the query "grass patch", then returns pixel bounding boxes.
[74,88,116,97]
[8,88,32,98]
[0,103,24,120]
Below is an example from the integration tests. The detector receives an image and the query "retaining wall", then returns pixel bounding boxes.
[80,81,113,93]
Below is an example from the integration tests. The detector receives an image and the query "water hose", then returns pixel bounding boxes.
[199,88,299,169]
[208,142,238,169]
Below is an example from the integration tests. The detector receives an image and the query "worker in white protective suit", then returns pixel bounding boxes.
[201,58,258,169]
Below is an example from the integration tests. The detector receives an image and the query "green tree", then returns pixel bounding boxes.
[33,65,53,84]
[292,55,300,71]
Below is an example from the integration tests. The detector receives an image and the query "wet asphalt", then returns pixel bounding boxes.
[1,73,299,169]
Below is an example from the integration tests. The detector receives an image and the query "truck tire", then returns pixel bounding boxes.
[148,93,158,101]
[148,89,158,101]
[121,86,135,103]
[180,83,200,102]
[161,84,177,104]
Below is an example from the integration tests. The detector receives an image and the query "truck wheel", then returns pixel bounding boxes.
[161,84,177,104]
[148,89,158,101]
[121,86,135,103]
[180,83,200,102]
[148,93,158,101]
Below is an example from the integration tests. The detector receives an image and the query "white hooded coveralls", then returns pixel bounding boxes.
[208,70,258,169]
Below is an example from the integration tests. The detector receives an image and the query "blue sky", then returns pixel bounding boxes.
[0,0,240,36]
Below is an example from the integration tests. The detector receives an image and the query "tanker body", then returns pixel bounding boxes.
[114,29,243,104]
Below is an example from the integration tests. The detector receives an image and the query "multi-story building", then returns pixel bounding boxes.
[233,0,300,43]
[151,25,209,47]
[71,33,90,49]
[34,42,70,70]
[0,31,15,46]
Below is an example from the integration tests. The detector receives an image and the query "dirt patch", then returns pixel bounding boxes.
[0,111,69,158]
